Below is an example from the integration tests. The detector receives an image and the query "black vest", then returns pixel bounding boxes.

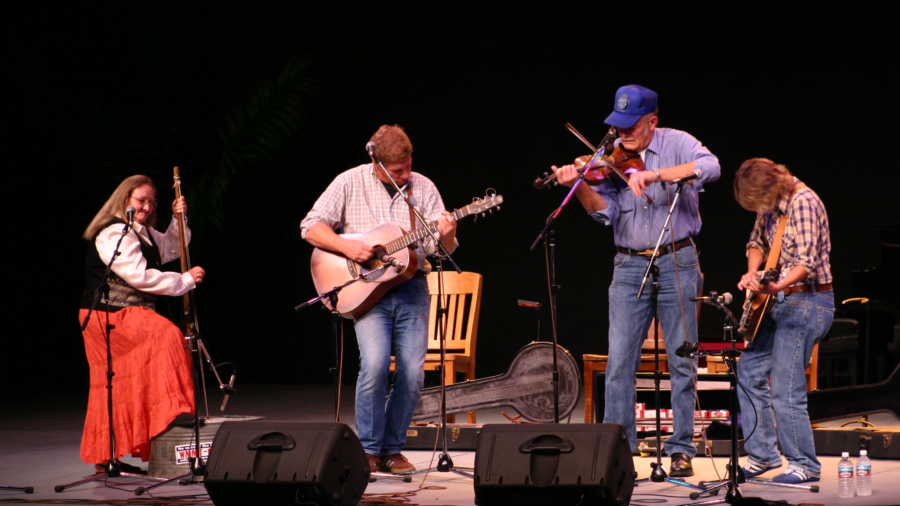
[81,219,161,312]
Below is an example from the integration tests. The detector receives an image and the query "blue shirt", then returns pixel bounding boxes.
[590,127,720,251]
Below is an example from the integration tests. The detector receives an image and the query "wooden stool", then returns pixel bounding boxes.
[582,353,669,423]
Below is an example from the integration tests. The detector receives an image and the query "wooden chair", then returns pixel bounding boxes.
[391,271,482,423]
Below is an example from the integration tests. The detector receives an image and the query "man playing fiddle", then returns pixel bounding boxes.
[552,85,720,477]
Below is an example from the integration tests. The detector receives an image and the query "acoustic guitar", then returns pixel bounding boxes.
[310,194,503,318]
[737,268,779,342]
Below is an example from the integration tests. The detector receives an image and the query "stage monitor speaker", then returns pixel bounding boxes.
[203,421,369,506]
[474,423,634,506]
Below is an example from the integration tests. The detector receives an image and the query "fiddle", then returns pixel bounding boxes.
[534,123,653,203]
[533,144,645,190]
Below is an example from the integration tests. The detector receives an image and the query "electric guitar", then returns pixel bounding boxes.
[310,193,503,318]
[737,268,780,341]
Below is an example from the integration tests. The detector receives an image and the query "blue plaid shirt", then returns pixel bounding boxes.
[747,178,832,286]
[589,128,720,251]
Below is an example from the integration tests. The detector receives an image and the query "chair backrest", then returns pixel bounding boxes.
[426,271,482,359]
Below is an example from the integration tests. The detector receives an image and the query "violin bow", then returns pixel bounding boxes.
[565,123,653,203]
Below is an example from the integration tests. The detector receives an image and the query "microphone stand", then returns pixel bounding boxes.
[629,178,703,492]
[529,140,614,424]
[369,152,469,479]
[687,299,819,505]
[57,220,168,492]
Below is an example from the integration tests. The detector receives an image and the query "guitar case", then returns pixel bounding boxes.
[808,363,900,459]
[411,341,581,423]
[404,423,481,451]
[811,426,900,459]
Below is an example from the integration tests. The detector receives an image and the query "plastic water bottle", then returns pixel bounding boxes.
[838,451,854,498]
[856,450,872,497]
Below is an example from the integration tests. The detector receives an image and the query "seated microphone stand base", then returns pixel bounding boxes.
[684,299,818,505]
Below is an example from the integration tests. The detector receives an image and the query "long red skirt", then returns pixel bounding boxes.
[79,306,195,465]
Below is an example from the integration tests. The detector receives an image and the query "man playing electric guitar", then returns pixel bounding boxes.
[300,125,458,474]
[733,158,834,485]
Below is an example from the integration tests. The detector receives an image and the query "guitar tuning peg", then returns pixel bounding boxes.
[481,213,485,218]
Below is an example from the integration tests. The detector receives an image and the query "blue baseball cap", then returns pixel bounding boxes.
[604,85,658,128]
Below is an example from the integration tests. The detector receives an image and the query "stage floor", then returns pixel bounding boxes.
[2,384,899,505]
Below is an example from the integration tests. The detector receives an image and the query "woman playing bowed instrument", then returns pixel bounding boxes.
[79,175,205,473]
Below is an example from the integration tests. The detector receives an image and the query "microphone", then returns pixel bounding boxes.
[125,206,136,225]
[690,292,733,304]
[672,172,699,184]
[380,254,406,270]
[220,371,237,411]
[366,142,377,157]
[675,341,699,358]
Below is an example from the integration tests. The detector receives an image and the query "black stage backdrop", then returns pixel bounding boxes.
[7,4,898,396]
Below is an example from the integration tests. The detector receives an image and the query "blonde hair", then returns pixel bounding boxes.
[734,158,794,212]
[369,125,413,164]
[83,175,158,239]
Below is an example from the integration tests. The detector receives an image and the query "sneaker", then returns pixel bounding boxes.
[366,454,380,473]
[742,461,782,478]
[772,469,819,484]
[669,452,694,477]
[380,453,415,473]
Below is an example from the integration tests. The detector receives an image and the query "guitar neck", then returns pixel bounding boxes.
[384,207,469,254]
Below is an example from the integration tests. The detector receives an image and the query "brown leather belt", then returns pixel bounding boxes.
[618,238,693,258]
[783,283,833,295]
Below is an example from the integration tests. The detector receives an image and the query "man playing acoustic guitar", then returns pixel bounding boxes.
[301,125,457,474]
[734,158,834,484]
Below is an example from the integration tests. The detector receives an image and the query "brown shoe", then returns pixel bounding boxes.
[669,452,694,477]
[379,453,415,473]
[366,454,381,473]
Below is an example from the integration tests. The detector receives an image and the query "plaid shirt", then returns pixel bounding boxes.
[300,164,456,269]
[747,178,832,286]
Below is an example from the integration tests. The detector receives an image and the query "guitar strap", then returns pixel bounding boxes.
[763,183,805,272]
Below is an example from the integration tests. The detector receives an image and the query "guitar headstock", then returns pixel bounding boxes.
[463,189,503,220]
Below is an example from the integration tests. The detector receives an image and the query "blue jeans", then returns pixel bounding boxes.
[604,245,703,457]
[353,277,429,456]
[737,289,834,477]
